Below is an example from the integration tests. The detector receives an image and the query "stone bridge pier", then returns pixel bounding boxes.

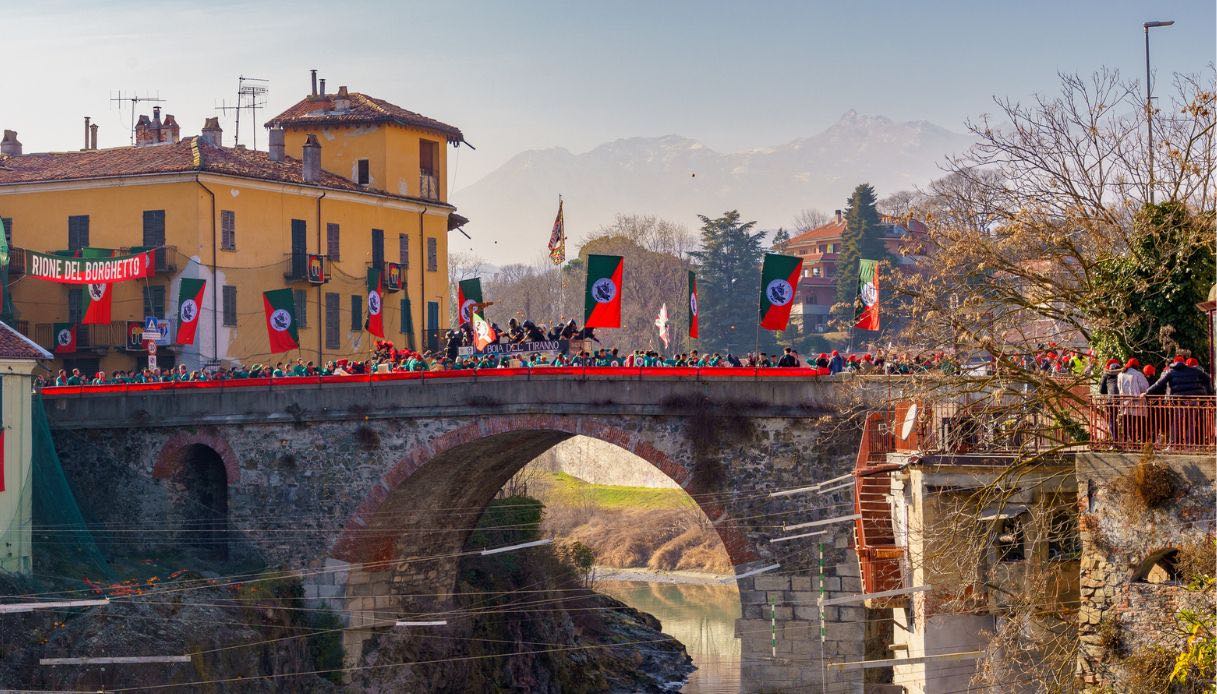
[47,375,866,692]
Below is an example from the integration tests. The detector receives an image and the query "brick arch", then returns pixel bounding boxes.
[152,429,241,484]
[331,414,758,565]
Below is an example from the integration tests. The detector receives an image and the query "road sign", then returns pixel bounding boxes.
[146,340,157,355]
[142,316,160,342]
[147,354,157,370]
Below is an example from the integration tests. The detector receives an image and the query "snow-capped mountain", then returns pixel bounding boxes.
[452,111,973,262]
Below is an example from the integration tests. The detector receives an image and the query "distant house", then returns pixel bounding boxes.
[784,211,928,333]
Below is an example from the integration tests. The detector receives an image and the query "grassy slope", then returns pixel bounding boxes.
[529,472,733,575]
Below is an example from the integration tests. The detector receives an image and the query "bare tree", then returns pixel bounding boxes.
[877,189,921,219]
[793,208,832,231]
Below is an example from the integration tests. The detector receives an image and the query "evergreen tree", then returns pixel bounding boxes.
[834,184,889,320]
[770,227,791,253]
[689,211,775,354]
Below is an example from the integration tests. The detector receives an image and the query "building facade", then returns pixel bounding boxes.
[784,212,927,333]
[0,79,467,374]
[0,321,52,574]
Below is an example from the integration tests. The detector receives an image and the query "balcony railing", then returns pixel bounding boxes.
[1089,395,1216,453]
[419,172,440,201]
[34,321,163,354]
[284,253,309,282]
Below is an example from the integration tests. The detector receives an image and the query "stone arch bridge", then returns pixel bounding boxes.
[44,373,866,692]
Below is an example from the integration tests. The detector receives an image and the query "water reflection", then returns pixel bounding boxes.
[599,580,741,694]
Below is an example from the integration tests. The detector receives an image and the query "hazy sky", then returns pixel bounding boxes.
[2,0,1213,190]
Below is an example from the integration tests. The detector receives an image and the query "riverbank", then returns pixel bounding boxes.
[596,567,732,585]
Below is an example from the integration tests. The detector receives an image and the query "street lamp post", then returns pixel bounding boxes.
[1144,20,1175,204]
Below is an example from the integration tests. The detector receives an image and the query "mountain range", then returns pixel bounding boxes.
[451,111,975,263]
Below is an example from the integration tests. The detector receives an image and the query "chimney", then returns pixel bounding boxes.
[135,115,155,145]
[835,209,843,224]
[84,116,91,150]
[151,106,163,142]
[200,117,223,147]
[310,69,318,97]
[162,114,180,144]
[0,130,21,156]
[334,85,351,111]
[302,134,321,183]
[268,128,285,162]
[89,123,99,150]
[319,78,326,96]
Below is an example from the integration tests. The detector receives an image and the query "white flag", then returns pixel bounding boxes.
[655,303,670,349]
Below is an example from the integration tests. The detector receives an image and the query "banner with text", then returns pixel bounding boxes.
[458,339,569,357]
[26,250,154,284]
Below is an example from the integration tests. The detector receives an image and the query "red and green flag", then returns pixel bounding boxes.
[472,312,497,350]
[457,278,484,325]
[53,323,77,354]
[688,270,699,339]
[366,267,384,338]
[262,289,299,354]
[584,254,623,329]
[176,278,206,345]
[80,283,112,325]
[854,258,880,331]
[759,253,803,331]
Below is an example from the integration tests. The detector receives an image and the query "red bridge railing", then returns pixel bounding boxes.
[39,366,835,397]
[1089,395,1216,453]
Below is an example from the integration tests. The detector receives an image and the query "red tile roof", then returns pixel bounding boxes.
[788,219,847,246]
[0,138,454,208]
[0,321,51,360]
[266,92,466,145]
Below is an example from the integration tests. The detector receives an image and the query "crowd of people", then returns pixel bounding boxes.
[33,317,1215,399]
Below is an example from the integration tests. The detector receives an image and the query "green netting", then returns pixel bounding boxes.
[26,394,112,584]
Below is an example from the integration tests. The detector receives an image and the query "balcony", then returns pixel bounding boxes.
[283,253,309,282]
[1089,395,1215,454]
[8,247,26,276]
[419,172,440,201]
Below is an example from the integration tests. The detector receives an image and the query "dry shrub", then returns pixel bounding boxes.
[355,425,380,451]
[1121,645,1176,692]
[649,527,704,571]
[1096,616,1124,657]
[1176,535,1217,584]
[1116,455,1183,513]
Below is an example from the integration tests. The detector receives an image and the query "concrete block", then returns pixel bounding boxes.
[789,591,819,605]
[754,575,791,591]
[836,561,861,577]
[791,576,813,591]
[795,605,820,620]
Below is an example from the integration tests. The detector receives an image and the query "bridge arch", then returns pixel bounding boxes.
[331,414,757,567]
[152,429,240,485]
[160,442,230,560]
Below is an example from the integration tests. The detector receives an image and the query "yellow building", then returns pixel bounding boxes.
[0,79,467,374]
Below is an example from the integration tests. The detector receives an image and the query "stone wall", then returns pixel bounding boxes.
[522,434,681,488]
[1076,451,1216,688]
[46,378,868,692]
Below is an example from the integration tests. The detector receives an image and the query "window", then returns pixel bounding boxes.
[294,289,308,328]
[68,215,89,250]
[1047,510,1080,561]
[142,210,166,248]
[350,295,362,331]
[995,515,1026,562]
[290,219,307,279]
[399,233,409,266]
[419,140,438,176]
[68,289,83,323]
[426,237,437,272]
[221,211,236,250]
[357,159,370,185]
[222,285,237,326]
[812,267,821,277]
[371,229,384,269]
[827,243,835,253]
[1,217,12,246]
[143,285,166,318]
[325,292,340,349]
[400,299,413,335]
[327,223,340,260]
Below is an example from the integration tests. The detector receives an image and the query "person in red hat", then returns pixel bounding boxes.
[829,350,845,374]
[1117,357,1150,443]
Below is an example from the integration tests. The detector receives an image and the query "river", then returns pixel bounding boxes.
[599,577,741,694]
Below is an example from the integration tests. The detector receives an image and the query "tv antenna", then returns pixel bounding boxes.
[110,91,165,145]
[215,76,268,149]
